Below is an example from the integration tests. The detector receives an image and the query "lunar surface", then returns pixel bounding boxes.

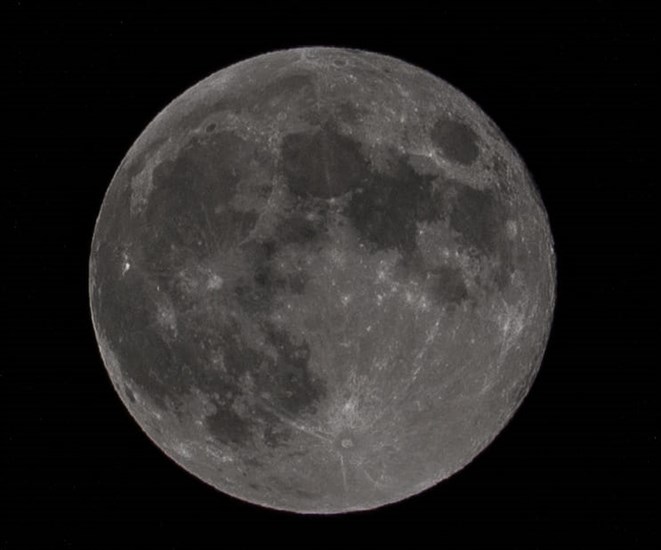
[89,47,555,513]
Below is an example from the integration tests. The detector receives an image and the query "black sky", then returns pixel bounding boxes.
[5,2,659,547]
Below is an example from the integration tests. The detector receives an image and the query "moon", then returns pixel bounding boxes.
[89,47,555,513]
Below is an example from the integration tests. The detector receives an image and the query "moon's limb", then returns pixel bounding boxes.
[89,47,555,513]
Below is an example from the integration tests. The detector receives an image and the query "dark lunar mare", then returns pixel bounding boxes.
[93,125,329,446]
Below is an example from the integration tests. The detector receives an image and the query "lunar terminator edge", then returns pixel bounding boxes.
[89,47,556,513]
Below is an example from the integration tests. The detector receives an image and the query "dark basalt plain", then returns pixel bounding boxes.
[89,47,556,513]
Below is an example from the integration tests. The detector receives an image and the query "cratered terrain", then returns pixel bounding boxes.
[89,47,555,513]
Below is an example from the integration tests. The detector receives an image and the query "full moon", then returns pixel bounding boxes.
[89,47,555,513]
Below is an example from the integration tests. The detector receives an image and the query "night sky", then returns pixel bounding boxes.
[5,2,659,547]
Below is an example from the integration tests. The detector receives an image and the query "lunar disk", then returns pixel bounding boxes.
[89,47,555,513]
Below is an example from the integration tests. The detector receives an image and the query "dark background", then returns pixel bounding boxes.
[5,1,659,547]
